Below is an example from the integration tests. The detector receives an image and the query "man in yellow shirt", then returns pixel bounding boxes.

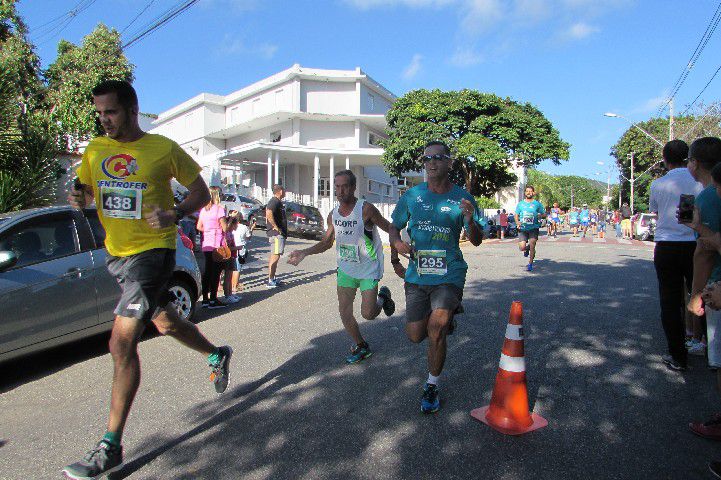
[63,80,232,480]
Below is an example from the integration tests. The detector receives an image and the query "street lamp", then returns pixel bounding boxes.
[603,112,665,147]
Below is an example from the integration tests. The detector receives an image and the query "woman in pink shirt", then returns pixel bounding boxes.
[197,186,228,308]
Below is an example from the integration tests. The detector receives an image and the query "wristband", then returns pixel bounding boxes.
[391,258,401,265]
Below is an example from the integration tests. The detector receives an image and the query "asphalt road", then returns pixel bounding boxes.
[1,232,718,479]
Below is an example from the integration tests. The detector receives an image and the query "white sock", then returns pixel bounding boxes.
[427,373,440,386]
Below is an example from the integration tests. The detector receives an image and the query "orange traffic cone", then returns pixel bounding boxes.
[471,301,547,435]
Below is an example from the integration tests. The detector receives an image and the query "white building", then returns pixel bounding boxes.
[150,65,408,210]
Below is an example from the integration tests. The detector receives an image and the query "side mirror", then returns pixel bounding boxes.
[0,250,18,271]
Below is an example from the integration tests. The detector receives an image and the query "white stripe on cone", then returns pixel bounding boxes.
[505,324,524,341]
[499,353,526,373]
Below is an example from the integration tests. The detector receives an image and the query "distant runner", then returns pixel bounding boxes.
[515,185,546,271]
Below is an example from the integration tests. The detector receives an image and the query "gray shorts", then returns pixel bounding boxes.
[268,235,286,255]
[106,248,175,322]
[519,229,539,242]
[404,282,463,323]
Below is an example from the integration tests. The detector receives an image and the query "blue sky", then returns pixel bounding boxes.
[17,0,721,181]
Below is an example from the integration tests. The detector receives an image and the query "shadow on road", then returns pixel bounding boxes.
[105,255,721,479]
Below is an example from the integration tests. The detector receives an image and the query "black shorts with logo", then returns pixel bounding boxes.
[106,248,175,322]
[519,228,540,242]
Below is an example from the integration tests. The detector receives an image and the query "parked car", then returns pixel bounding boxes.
[284,202,325,239]
[632,213,657,241]
[220,192,266,229]
[0,206,202,363]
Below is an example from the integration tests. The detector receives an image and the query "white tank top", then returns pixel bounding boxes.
[332,199,384,280]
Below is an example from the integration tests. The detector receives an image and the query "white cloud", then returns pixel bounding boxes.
[449,47,484,67]
[219,36,278,59]
[627,91,670,115]
[561,22,600,40]
[460,0,505,35]
[512,0,552,24]
[403,53,423,79]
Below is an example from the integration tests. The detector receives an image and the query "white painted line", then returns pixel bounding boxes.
[593,238,606,243]
[569,237,581,242]
[617,239,632,244]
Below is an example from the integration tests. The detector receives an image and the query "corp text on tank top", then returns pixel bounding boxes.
[332,199,384,280]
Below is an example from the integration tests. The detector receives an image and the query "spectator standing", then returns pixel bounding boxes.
[197,186,228,308]
[266,184,288,288]
[621,203,632,239]
[499,209,508,239]
[649,140,703,371]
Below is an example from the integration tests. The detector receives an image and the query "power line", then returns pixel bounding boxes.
[33,0,99,46]
[655,1,721,117]
[679,103,721,140]
[119,0,157,36]
[122,0,200,50]
[680,63,721,117]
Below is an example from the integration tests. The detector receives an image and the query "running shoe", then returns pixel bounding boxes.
[421,383,440,414]
[523,248,529,257]
[209,345,233,393]
[526,263,533,272]
[378,286,395,317]
[201,300,210,308]
[224,294,241,304]
[691,413,721,440]
[662,354,688,371]
[345,343,372,364]
[62,440,123,479]
[688,340,707,356]
[267,278,283,288]
[207,299,228,309]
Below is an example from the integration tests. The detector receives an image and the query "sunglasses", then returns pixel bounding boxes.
[421,154,451,162]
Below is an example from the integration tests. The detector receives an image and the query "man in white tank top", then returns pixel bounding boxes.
[288,170,395,364]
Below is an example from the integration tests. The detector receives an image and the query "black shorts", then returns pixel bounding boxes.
[106,248,175,322]
[519,229,539,242]
[404,283,463,323]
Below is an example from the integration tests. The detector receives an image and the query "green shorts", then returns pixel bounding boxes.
[337,268,379,292]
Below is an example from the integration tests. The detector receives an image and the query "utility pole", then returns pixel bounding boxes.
[629,152,635,214]
[669,98,675,141]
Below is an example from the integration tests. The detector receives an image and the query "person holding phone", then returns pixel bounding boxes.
[649,139,702,371]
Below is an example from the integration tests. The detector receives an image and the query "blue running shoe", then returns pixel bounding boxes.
[421,383,440,414]
[527,263,533,272]
[523,247,530,257]
[345,343,372,364]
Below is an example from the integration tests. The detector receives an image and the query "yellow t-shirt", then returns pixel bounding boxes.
[77,134,202,257]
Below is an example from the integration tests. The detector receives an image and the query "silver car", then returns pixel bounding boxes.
[0,206,201,363]
[220,192,266,228]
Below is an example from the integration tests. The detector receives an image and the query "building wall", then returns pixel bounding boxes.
[358,122,386,148]
[300,80,357,115]
[299,120,356,149]
[360,84,392,115]
[226,120,294,149]
[225,80,295,126]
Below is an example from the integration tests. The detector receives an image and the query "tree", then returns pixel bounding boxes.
[45,23,134,149]
[382,89,570,197]
[610,107,721,210]
[527,169,614,210]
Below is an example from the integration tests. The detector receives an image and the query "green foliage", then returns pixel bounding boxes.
[473,196,501,209]
[0,76,62,213]
[382,89,570,197]
[46,23,134,148]
[610,109,721,210]
[527,169,612,209]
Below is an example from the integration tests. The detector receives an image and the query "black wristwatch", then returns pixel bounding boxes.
[173,206,185,225]
[391,258,400,265]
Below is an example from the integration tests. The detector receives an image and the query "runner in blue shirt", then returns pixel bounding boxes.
[390,140,483,414]
[548,202,561,238]
[569,207,580,237]
[580,204,591,237]
[515,185,546,271]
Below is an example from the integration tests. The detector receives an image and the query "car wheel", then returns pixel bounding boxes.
[168,278,196,322]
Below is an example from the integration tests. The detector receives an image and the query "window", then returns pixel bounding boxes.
[319,178,331,196]
[270,130,281,143]
[367,179,392,198]
[368,93,375,111]
[84,210,106,249]
[0,215,78,268]
[368,131,383,147]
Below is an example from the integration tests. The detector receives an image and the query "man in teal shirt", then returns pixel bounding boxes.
[515,185,546,271]
[390,140,483,414]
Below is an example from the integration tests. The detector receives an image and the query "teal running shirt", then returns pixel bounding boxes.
[391,183,481,288]
[515,200,544,231]
[696,185,721,282]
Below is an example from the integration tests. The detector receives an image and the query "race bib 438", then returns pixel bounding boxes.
[101,187,142,219]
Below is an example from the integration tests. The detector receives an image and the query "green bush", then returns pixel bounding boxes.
[474,196,501,209]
